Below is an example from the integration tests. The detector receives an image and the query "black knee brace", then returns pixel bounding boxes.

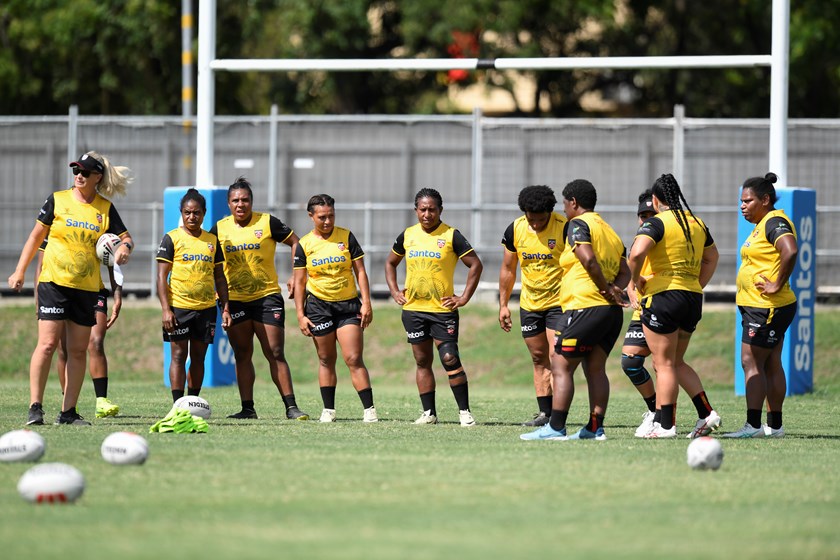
[621,353,651,386]
[438,341,463,372]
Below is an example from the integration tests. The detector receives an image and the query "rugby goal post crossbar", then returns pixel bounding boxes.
[196,0,789,189]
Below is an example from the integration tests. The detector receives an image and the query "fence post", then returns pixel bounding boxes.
[471,107,483,245]
[268,103,279,207]
[67,105,78,185]
[672,104,685,188]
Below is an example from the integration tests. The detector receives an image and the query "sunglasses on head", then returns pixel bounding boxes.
[72,167,94,178]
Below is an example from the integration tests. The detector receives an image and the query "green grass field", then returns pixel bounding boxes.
[1,302,838,559]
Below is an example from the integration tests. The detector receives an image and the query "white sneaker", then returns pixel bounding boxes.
[319,408,336,423]
[634,410,656,438]
[723,422,765,438]
[363,406,379,423]
[687,410,722,439]
[643,423,677,439]
[414,410,438,424]
[459,409,476,427]
[765,425,785,438]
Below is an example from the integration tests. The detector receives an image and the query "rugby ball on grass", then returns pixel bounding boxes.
[173,395,211,419]
[101,432,149,465]
[687,436,724,471]
[96,233,122,266]
[18,463,85,504]
[0,429,45,462]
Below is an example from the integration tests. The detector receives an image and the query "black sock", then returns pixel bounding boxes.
[282,394,298,409]
[653,408,662,425]
[187,386,200,396]
[660,404,675,430]
[450,381,470,411]
[172,389,185,402]
[241,400,255,411]
[537,395,553,416]
[747,409,762,429]
[691,392,713,418]
[419,391,436,416]
[320,386,337,409]
[548,409,568,432]
[92,377,108,399]
[357,387,374,409]
[767,411,783,430]
[643,394,657,413]
[585,413,605,432]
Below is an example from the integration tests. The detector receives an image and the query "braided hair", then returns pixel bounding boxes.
[651,173,697,249]
[414,188,443,209]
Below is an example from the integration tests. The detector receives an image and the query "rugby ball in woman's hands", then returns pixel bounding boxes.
[0,429,45,462]
[17,463,85,504]
[173,396,212,419]
[96,233,122,266]
[101,432,149,465]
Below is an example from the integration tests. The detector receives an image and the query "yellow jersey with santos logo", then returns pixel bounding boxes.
[156,227,223,310]
[37,189,128,292]
[211,212,293,302]
[634,210,714,296]
[736,209,797,308]
[392,222,475,313]
[294,227,364,302]
[558,212,626,310]
[501,212,567,311]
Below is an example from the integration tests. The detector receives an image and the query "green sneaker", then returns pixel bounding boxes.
[96,397,120,418]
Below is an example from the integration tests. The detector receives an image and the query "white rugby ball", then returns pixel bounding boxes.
[17,462,85,504]
[687,436,724,471]
[101,432,149,465]
[0,429,46,463]
[173,395,211,419]
[95,233,122,266]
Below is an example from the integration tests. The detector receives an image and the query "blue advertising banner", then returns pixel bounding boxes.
[161,187,235,387]
[734,187,816,396]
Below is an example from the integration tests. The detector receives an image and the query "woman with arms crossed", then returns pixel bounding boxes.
[293,194,378,423]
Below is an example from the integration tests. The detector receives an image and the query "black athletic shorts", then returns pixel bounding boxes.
[304,293,362,336]
[37,282,98,327]
[94,289,108,315]
[162,306,217,343]
[401,310,459,344]
[640,290,703,334]
[227,293,285,327]
[623,319,648,348]
[519,306,564,339]
[555,305,623,358]
[739,302,797,348]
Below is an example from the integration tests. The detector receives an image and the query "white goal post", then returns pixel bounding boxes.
[196,0,789,188]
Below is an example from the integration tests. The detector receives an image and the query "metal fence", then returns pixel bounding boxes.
[1,109,839,297]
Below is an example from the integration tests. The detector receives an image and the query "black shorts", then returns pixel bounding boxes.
[623,319,648,348]
[163,306,217,343]
[94,289,108,315]
[519,307,564,339]
[401,310,459,344]
[304,294,362,337]
[739,302,797,348]
[227,293,285,327]
[37,282,98,327]
[555,305,623,358]
[640,290,703,334]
